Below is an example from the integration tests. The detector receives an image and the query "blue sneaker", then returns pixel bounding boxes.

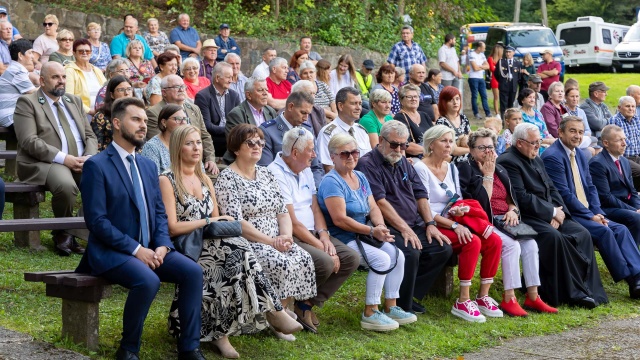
[360,310,399,331]
[384,306,418,325]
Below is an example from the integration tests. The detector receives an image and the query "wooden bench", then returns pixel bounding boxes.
[3,182,87,250]
[0,150,16,159]
[0,127,16,176]
[24,271,111,351]
[430,255,459,298]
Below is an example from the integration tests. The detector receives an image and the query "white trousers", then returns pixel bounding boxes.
[495,229,541,291]
[347,241,405,305]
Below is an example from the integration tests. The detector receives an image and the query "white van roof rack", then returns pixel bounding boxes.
[577,16,604,22]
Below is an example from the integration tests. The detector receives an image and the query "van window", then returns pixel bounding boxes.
[486,30,506,50]
[624,25,640,42]
[508,28,558,47]
[559,27,591,45]
[602,29,612,44]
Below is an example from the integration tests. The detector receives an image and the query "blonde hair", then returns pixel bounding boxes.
[422,125,456,156]
[327,133,357,155]
[86,22,101,33]
[483,117,502,133]
[125,39,144,58]
[44,14,59,25]
[147,18,158,25]
[523,53,533,67]
[504,108,521,122]
[169,125,214,206]
[57,29,74,41]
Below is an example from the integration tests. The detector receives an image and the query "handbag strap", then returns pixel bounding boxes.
[354,236,398,275]
[401,112,417,143]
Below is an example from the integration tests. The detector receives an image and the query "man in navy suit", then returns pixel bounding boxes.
[76,97,206,360]
[542,116,640,299]
[590,124,640,246]
[258,91,324,187]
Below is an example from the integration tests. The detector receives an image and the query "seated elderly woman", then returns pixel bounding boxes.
[359,89,393,148]
[457,128,558,316]
[214,124,317,341]
[394,83,433,158]
[141,104,189,174]
[540,81,567,138]
[299,60,337,121]
[371,63,400,115]
[317,133,416,332]
[94,59,131,110]
[519,88,555,152]
[414,125,502,323]
[160,125,301,358]
[65,39,107,115]
[145,51,178,106]
[182,57,210,100]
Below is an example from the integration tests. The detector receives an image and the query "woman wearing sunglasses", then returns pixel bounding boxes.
[215,124,315,341]
[65,39,106,116]
[141,104,189,174]
[91,75,133,151]
[317,133,416,331]
[48,29,75,66]
[414,125,502,323]
[33,14,59,65]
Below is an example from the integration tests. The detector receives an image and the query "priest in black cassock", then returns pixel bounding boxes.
[497,123,608,308]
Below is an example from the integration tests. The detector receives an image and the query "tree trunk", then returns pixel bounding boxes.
[398,0,405,16]
[540,0,548,27]
[514,0,521,22]
[274,0,280,19]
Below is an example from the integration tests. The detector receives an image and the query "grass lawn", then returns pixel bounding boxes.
[566,73,640,110]
[1,196,640,359]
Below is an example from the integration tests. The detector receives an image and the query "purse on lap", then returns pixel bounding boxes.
[171,220,242,262]
[203,219,242,238]
[493,215,538,240]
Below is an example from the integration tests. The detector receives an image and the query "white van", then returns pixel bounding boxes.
[613,21,640,72]
[556,16,629,70]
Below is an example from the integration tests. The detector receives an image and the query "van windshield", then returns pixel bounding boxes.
[508,28,558,47]
[624,25,640,42]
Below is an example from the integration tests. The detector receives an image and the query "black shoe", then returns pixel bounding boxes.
[53,233,73,256]
[178,348,207,360]
[572,296,597,309]
[411,301,426,314]
[627,274,640,299]
[70,238,85,254]
[115,347,139,360]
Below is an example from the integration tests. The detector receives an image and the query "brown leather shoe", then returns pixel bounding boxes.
[70,238,85,254]
[293,303,318,334]
[53,233,73,256]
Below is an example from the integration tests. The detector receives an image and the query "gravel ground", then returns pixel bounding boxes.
[0,327,88,360]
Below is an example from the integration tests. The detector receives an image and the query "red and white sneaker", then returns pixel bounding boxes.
[451,299,486,323]
[475,295,504,318]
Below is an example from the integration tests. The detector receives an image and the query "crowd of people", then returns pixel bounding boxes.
[2,11,640,360]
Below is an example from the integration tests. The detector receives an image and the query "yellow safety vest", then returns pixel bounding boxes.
[355,71,373,96]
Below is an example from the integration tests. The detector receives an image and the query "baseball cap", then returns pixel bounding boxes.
[363,59,374,70]
[202,39,219,49]
[219,23,230,30]
[0,7,7,15]
[540,49,553,56]
[529,74,542,83]
[589,82,610,92]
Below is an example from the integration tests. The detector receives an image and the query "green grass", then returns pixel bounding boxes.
[559,73,640,111]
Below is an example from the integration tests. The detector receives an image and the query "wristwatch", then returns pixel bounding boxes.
[511,208,520,215]
[451,222,459,230]
[426,220,437,227]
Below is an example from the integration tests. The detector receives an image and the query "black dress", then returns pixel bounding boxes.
[394,111,433,157]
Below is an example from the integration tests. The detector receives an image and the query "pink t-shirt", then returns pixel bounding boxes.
[537,61,561,91]
[33,34,59,63]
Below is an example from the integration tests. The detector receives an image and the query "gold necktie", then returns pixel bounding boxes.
[570,150,589,208]
[54,101,79,157]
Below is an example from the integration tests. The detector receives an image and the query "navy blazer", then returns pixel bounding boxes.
[589,148,640,211]
[194,85,241,137]
[258,115,324,187]
[76,144,173,275]
[541,140,604,220]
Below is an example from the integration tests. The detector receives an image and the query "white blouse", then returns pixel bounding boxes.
[413,160,461,218]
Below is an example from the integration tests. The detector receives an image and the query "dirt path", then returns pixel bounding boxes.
[0,327,88,360]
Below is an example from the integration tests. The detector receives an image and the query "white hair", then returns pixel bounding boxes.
[180,57,199,73]
[282,127,315,157]
[291,79,315,94]
[619,95,636,106]
[245,76,266,93]
[224,52,241,63]
[299,60,316,73]
[512,123,540,142]
[380,120,409,140]
[269,57,287,72]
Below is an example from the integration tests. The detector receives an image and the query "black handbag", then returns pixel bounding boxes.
[493,215,538,240]
[171,227,204,262]
[203,219,242,238]
[354,234,399,275]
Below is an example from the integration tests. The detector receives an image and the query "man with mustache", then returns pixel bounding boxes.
[13,61,97,256]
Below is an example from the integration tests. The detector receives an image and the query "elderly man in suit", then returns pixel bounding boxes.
[223,77,277,163]
[590,124,640,246]
[13,61,97,256]
[145,75,217,174]
[194,61,240,158]
[542,116,640,299]
[76,97,205,360]
[493,45,521,119]
[497,122,608,308]
[258,91,324,187]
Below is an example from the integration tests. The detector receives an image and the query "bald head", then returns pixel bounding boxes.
[409,64,426,85]
[40,62,66,98]
[627,85,640,105]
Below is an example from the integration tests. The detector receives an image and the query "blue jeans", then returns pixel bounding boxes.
[468,78,490,116]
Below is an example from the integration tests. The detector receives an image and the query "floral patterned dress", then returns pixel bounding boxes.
[91,109,112,151]
[215,166,317,300]
[436,114,472,163]
[164,172,282,342]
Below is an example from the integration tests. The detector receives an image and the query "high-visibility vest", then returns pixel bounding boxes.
[355,71,373,96]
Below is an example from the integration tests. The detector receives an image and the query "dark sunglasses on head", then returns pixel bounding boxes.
[336,149,360,160]
[245,139,266,148]
[43,22,55,27]
[290,128,306,152]
[383,136,408,150]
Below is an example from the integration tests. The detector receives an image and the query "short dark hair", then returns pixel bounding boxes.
[157,51,179,67]
[112,97,145,124]
[227,124,264,155]
[376,63,396,83]
[445,33,455,43]
[518,88,535,106]
[558,115,584,132]
[9,39,32,62]
[427,68,441,82]
[102,75,133,118]
[335,86,361,106]
[285,91,314,107]
[72,38,91,52]
[300,36,311,42]
[157,104,184,132]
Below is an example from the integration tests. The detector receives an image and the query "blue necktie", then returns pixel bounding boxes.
[126,155,149,248]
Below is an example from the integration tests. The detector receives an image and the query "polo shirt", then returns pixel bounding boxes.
[0,60,35,127]
[316,117,371,166]
[169,26,200,59]
[417,82,436,121]
[110,33,154,61]
[266,77,291,100]
[267,152,316,230]
[536,60,561,91]
[437,44,459,81]
[468,51,486,79]
[0,39,10,65]
[355,147,428,227]
[309,51,322,61]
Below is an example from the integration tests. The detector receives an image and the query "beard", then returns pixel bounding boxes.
[48,87,65,97]
[383,152,403,164]
[121,125,146,149]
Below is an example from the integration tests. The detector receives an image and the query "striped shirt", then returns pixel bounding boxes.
[0,61,35,127]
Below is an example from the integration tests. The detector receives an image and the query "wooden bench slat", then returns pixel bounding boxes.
[43,273,76,285]
[64,275,111,287]
[24,270,75,282]
[0,150,16,159]
[0,217,86,232]
[4,183,46,193]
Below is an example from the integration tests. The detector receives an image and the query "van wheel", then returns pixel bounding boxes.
[611,66,617,73]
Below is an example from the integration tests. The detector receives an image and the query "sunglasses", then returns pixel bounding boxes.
[59,38,74,42]
[43,22,56,27]
[336,149,360,160]
[439,182,455,199]
[290,128,306,152]
[76,49,92,54]
[245,139,266,148]
[382,136,408,150]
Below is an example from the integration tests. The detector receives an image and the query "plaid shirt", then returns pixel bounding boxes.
[387,40,427,75]
[609,111,640,156]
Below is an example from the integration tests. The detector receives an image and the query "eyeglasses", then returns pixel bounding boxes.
[164,85,187,91]
[382,136,408,150]
[439,182,455,199]
[43,22,55,27]
[76,49,92,54]
[59,38,74,42]
[245,139,266,148]
[474,145,495,152]
[336,149,360,160]
[183,67,198,72]
[115,69,131,75]
[290,128,306,153]
[404,95,419,100]
[518,138,542,147]
[114,87,133,93]
[170,116,190,124]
